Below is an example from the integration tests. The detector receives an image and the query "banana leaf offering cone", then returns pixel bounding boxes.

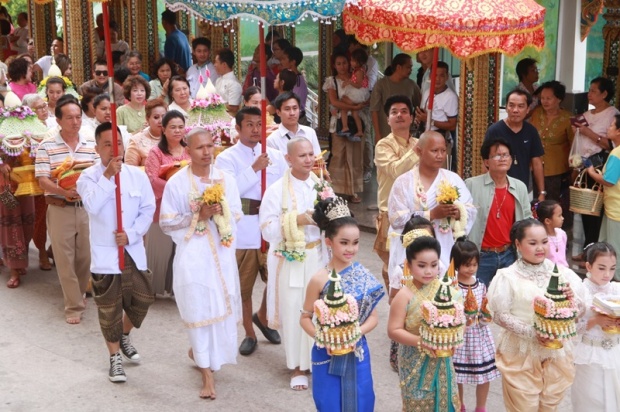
[314,269,362,355]
[420,261,466,357]
[533,264,578,349]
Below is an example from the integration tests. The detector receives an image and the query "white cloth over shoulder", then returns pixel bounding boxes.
[388,166,476,268]
[159,165,242,370]
[258,170,326,370]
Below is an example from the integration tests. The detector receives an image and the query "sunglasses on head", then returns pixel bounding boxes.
[95,70,108,76]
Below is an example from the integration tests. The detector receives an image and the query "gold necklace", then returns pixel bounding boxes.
[494,185,508,219]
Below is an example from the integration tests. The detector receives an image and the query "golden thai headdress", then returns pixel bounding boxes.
[325,197,351,221]
[400,228,434,288]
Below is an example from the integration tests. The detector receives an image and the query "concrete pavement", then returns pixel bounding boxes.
[0,233,572,411]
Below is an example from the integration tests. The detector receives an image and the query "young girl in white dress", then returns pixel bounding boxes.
[535,200,568,267]
[572,242,620,412]
[450,238,500,412]
[338,49,370,142]
[487,219,584,411]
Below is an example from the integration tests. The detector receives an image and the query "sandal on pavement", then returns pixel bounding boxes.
[6,277,20,288]
[350,195,362,204]
[290,375,308,391]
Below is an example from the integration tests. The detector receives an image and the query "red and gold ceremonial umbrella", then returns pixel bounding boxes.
[343,0,546,116]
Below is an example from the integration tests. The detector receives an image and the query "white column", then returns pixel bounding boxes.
[555,0,588,92]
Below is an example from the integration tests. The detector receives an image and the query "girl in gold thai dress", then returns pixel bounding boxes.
[388,233,462,412]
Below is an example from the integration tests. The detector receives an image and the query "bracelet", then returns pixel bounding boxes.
[300,309,313,316]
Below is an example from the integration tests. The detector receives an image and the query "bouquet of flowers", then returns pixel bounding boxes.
[435,179,467,239]
[190,183,233,247]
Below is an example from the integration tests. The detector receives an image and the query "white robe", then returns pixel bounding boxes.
[258,170,326,370]
[159,165,242,370]
[572,279,620,412]
[388,166,476,269]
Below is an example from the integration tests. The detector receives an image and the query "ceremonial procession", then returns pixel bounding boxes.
[3,0,620,411]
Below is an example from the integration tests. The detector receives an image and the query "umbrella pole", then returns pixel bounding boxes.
[425,48,439,132]
[259,24,267,253]
[102,3,125,270]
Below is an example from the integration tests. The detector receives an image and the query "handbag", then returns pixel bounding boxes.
[333,77,364,136]
[0,184,18,209]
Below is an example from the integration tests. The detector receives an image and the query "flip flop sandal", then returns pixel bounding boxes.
[290,375,308,391]
[6,277,20,288]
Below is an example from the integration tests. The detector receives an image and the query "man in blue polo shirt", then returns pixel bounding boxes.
[484,89,546,202]
[161,9,192,74]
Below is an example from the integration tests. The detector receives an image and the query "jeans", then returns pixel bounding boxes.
[478,248,516,287]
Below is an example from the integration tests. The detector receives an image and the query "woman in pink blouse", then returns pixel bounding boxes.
[125,99,168,166]
[8,57,36,100]
[144,110,190,295]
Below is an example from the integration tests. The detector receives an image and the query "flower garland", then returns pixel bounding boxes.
[274,170,321,262]
[2,106,36,120]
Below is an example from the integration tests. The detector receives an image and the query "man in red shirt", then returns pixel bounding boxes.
[465,137,532,286]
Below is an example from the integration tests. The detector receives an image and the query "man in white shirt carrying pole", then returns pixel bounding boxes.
[76,122,156,383]
[215,106,287,355]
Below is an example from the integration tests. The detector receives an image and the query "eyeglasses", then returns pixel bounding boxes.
[490,153,512,161]
[34,103,48,111]
[95,70,108,76]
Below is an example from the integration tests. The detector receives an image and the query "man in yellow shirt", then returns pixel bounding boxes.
[373,95,419,288]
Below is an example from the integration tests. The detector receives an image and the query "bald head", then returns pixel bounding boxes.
[415,130,447,170]
[186,127,212,147]
[286,137,313,156]
[417,131,445,148]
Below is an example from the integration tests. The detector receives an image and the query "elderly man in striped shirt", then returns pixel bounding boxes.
[35,95,99,324]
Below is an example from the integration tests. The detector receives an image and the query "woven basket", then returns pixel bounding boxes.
[569,169,603,217]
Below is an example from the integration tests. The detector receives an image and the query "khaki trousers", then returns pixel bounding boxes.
[373,211,390,289]
[47,204,91,319]
[495,350,575,412]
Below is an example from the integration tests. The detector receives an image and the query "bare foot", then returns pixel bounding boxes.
[66,317,81,324]
[199,368,216,399]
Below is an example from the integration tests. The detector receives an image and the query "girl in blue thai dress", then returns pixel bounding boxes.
[301,198,385,411]
[388,234,462,412]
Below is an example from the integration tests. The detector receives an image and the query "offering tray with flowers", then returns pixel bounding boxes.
[533,264,578,349]
[314,269,362,356]
[419,265,466,357]
[592,295,620,334]
[188,79,232,156]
